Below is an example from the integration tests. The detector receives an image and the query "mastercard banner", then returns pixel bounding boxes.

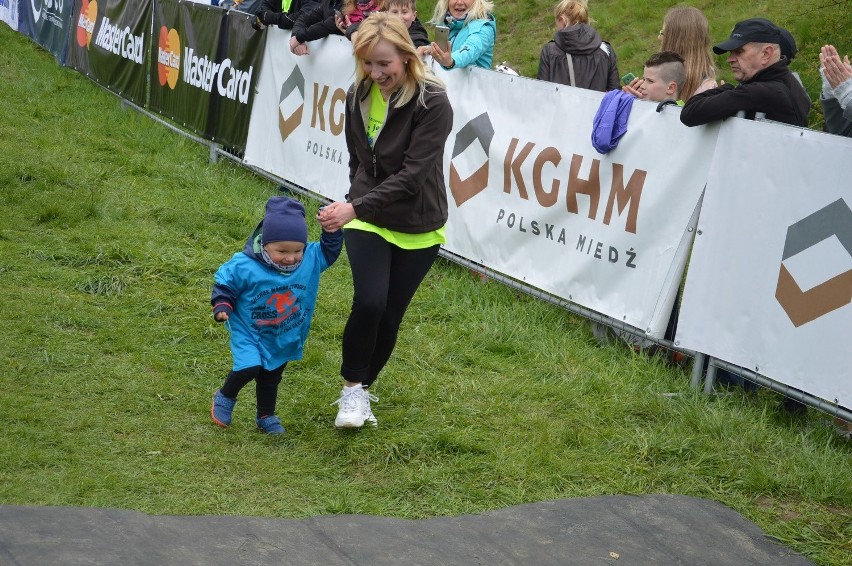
[18,0,75,63]
[66,0,151,106]
[149,0,265,151]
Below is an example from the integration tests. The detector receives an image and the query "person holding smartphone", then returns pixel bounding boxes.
[428,0,496,70]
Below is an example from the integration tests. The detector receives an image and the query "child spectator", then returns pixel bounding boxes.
[290,0,345,56]
[429,0,496,70]
[537,0,619,91]
[342,0,382,24]
[385,0,429,48]
[341,0,430,52]
[635,51,685,103]
[210,196,342,434]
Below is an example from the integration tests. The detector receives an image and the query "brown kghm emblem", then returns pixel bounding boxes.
[774,198,852,327]
[449,112,494,207]
[279,66,305,142]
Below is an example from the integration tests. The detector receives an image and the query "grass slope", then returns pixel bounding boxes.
[0,18,850,566]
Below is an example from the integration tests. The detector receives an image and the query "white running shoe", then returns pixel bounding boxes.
[362,390,379,427]
[333,385,366,428]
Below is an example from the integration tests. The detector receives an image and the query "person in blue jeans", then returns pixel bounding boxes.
[210,196,342,434]
[428,0,496,70]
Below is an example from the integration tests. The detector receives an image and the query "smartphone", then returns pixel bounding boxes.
[334,9,344,21]
[434,25,449,52]
[621,72,636,85]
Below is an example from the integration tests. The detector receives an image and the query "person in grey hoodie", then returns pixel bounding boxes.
[537,0,619,91]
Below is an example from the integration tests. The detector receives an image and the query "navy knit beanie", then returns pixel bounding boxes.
[261,196,308,244]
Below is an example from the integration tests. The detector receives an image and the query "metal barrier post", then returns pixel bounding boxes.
[703,357,717,394]
[690,352,705,390]
[209,143,221,164]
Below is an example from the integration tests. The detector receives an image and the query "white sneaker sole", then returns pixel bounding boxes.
[335,414,365,428]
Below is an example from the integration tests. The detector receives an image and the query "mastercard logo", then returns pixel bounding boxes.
[75,0,97,48]
[157,26,181,89]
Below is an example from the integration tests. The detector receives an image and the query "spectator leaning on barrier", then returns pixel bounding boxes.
[429,0,496,70]
[537,0,619,91]
[316,14,453,429]
[633,51,684,104]
[253,0,315,30]
[819,44,852,137]
[680,18,811,127]
[290,0,345,55]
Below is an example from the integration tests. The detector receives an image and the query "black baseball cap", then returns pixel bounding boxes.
[746,18,798,60]
[713,18,782,55]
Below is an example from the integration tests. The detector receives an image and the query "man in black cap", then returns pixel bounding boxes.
[681,18,810,127]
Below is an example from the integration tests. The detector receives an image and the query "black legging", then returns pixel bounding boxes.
[341,229,440,387]
[221,363,286,417]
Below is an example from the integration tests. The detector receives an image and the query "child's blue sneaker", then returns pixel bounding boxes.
[256,415,286,435]
[211,390,236,427]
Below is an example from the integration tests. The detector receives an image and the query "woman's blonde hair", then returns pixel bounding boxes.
[352,13,444,108]
[553,0,589,26]
[660,6,716,100]
[430,0,494,25]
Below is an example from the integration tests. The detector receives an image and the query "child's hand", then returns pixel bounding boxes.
[289,36,309,56]
[317,202,355,232]
[215,312,229,322]
[621,77,644,97]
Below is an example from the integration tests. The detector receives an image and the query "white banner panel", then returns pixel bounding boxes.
[1,0,18,31]
[677,119,852,406]
[438,67,718,334]
[245,31,354,201]
[245,34,719,334]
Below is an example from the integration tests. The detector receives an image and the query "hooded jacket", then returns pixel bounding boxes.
[443,15,496,70]
[344,81,453,233]
[211,224,343,371]
[680,59,811,127]
[537,23,619,92]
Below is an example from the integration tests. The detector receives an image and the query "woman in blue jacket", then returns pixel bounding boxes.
[429,0,496,70]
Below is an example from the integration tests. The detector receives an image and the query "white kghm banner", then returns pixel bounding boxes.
[245,31,354,201]
[438,66,718,335]
[1,0,18,31]
[677,119,852,406]
[245,36,719,335]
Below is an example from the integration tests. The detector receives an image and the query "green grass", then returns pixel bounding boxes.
[1,17,851,566]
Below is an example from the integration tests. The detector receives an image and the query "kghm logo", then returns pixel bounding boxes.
[449,112,494,207]
[278,66,305,142]
[75,0,96,48]
[157,26,180,89]
[93,15,144,64]
[775,198,852,327]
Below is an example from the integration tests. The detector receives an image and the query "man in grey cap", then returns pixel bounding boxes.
[681,18,810,127]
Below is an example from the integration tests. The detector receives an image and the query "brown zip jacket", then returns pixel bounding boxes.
[344,80,454,233]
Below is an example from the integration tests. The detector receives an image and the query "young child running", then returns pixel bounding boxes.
[210,196,343,434]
